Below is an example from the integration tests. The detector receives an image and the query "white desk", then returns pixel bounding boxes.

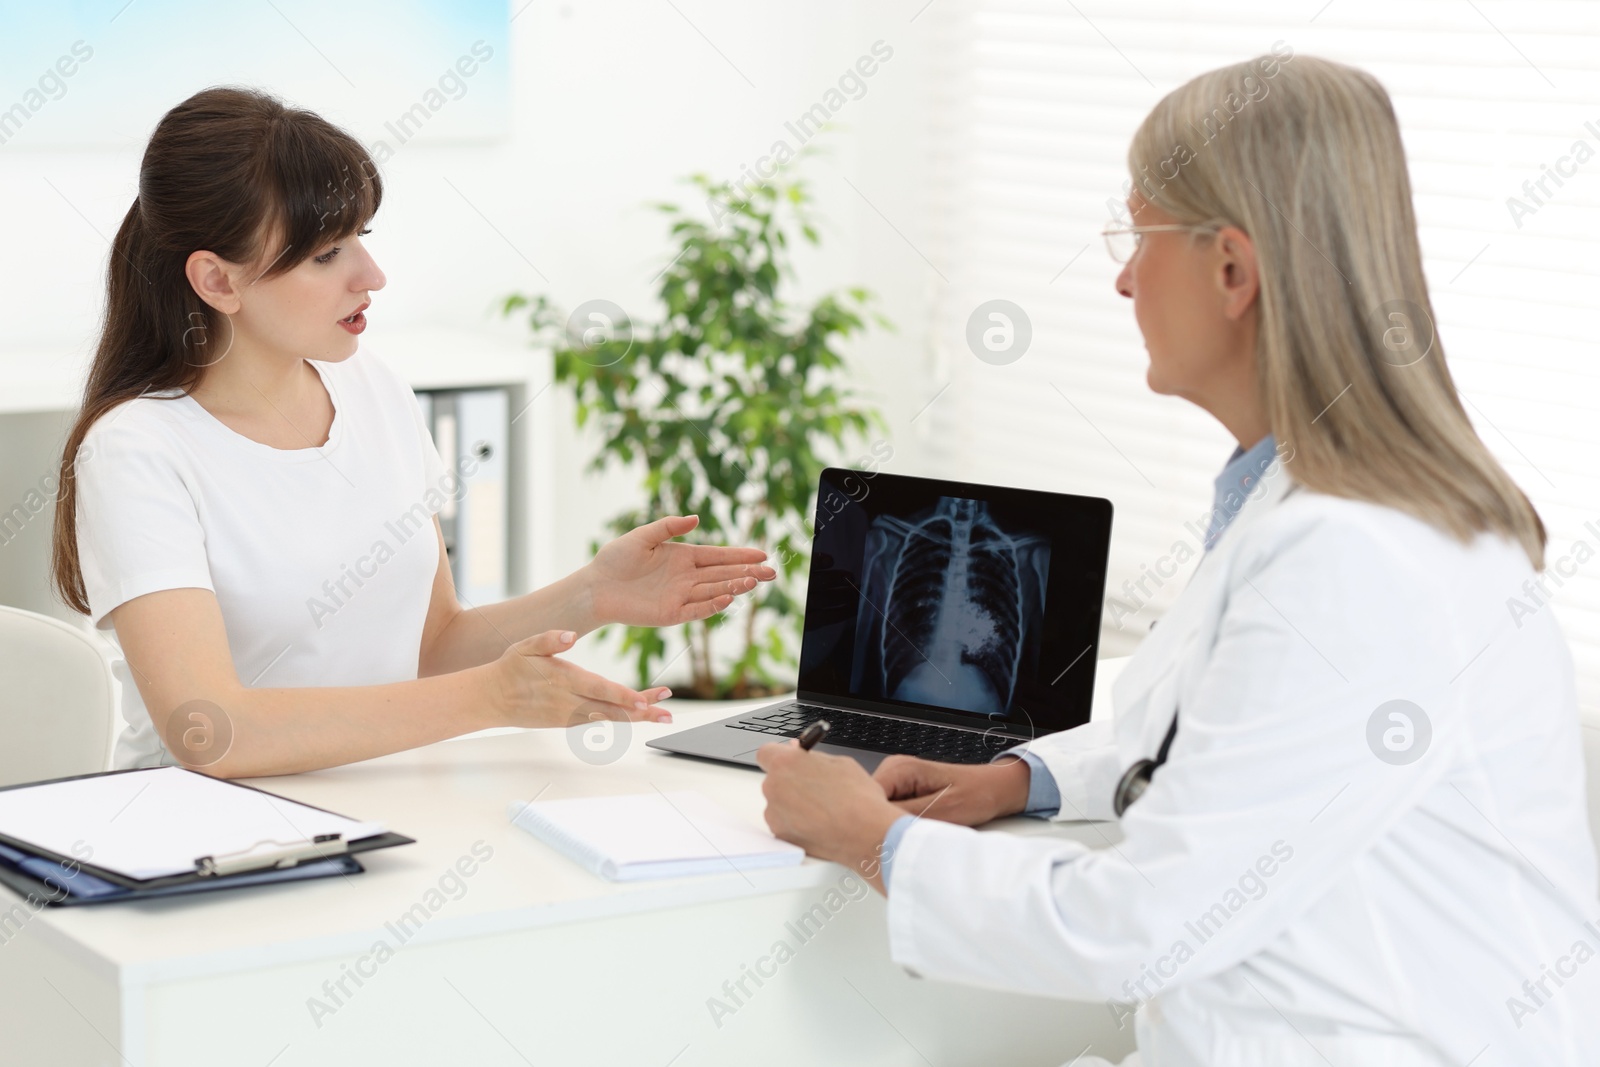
[0,661,1134,1067]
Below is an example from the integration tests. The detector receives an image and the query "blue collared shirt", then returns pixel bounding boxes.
[1201,433,1282,551]
[878,435,1280,890]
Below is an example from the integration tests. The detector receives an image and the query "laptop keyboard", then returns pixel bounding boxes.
[729,703,1020,764]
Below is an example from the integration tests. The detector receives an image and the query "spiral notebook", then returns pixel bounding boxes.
[507,790,804,882]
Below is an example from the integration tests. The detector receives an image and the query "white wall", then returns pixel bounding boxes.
[0,1,944,688]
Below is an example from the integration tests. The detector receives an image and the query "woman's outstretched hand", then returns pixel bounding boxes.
[584,515,777,628]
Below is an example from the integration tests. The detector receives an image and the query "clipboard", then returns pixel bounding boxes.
[0,767,414,906]
[0,841,368,906]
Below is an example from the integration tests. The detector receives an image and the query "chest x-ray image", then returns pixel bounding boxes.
[849,496,1051,716]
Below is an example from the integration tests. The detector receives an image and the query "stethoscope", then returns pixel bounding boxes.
[1110,598,1183,816]
[1112,710,1178,817]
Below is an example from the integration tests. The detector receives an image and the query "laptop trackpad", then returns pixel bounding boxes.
[817,743,887,774]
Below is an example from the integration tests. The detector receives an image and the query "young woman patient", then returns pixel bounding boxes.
[50,86,775,779]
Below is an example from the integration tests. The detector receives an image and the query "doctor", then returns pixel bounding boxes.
[758,54,1600,1066]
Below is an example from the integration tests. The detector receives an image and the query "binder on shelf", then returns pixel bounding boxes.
[416,386,510,605]
[0,766,414,907]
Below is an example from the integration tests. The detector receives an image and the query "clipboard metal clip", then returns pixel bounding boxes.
[195,833,349,877]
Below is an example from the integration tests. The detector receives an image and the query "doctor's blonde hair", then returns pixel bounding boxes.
[1127,52,1546,569]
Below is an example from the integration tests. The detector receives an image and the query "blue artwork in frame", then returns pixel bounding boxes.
[0,0,511,152]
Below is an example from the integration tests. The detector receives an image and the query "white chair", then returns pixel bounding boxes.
[0,604,117,787]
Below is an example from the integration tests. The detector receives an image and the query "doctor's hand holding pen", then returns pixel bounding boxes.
[758,738,1035,893]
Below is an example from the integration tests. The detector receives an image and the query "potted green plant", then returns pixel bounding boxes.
[501,170,890,699]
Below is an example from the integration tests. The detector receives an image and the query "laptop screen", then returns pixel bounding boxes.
[796,467,1113,737]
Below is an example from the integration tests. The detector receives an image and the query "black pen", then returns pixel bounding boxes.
[797,719,831,750]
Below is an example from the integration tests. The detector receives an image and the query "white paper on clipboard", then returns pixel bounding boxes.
[0,767,385,880]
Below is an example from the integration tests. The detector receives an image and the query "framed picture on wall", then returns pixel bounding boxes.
[0,0,511,153]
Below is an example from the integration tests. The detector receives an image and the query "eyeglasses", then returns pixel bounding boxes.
[1101,224,1220,264]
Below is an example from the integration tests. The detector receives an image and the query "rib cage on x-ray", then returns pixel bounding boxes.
[852,497,1050,715]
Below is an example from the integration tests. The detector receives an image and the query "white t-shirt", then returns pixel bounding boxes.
[74,345,453,769]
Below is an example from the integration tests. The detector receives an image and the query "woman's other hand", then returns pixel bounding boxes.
[486,629,673,728]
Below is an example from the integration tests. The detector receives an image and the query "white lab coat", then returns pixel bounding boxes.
[885,472,1600,1066]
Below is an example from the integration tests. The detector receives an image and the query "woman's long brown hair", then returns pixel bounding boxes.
[50,86,382,615]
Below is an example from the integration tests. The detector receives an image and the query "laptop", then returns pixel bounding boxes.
[647,468,1114,772]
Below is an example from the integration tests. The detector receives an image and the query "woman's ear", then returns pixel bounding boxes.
[185,250,243,315]
[1214,225,1260,322]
